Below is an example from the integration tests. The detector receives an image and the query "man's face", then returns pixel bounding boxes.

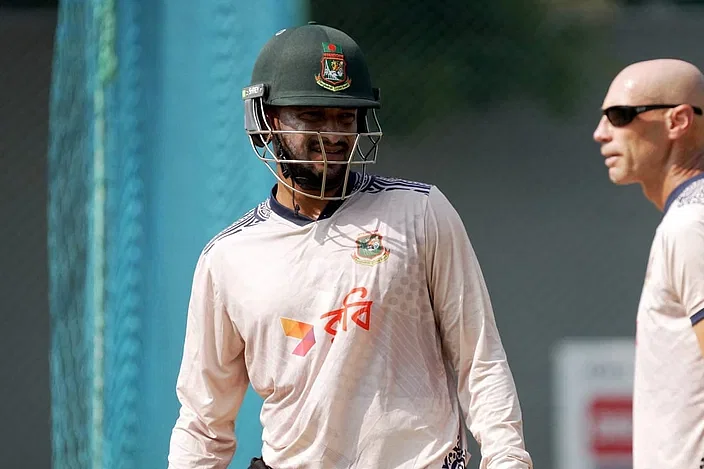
[270,106,358,190]
[593,81,670,186]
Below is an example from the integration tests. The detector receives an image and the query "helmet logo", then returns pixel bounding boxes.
[315,42,352,92]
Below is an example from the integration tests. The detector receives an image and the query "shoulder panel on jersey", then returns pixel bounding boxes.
[358,174,432,195]
[673,178,704,209]
[203,199,272,254]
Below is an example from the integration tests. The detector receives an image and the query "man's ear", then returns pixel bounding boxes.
[667,104,696,139]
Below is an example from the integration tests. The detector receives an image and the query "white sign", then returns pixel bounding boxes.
[552,338,635,469]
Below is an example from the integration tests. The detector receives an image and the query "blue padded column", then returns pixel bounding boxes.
[124,1,306,468]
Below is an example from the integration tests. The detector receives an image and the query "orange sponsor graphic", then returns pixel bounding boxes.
[280,318,316,356]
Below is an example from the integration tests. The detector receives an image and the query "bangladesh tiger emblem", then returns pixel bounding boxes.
[315,42,352,92]
[352,231,390,266]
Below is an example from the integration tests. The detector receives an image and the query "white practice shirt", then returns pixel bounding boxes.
[168,173,532,469]
[633,174,704,469]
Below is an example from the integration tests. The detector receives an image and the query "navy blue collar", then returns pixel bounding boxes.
[268,172,360,226]
[664,173,704,213]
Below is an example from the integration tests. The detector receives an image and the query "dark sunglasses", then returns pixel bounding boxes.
[602,104,703,127]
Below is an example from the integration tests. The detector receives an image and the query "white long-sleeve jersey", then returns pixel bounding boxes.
[167,173,532,469]
[633,174,704,469]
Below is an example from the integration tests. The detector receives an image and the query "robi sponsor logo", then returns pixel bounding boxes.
[280,287,373,356]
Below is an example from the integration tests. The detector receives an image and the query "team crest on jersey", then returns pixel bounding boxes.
[352,231,390,266]
[315,42,351,92]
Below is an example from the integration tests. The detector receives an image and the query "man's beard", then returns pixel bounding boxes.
[277,137,352,193]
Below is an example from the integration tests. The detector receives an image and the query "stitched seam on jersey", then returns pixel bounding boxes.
[422,188,434,317]
[209,254,243,341]
[691,307,704,326]
[203,200,272,254]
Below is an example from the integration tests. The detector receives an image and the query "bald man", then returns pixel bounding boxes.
[594,58,704,469]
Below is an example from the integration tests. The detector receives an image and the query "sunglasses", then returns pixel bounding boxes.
[602,104,703,127]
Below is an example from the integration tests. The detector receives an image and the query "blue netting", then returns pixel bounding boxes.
[47,2,96,468]
[48,0,142,467]
[103,1,143,468]
[48,1,303,467]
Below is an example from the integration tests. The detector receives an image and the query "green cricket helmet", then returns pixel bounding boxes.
[242,22,383,200]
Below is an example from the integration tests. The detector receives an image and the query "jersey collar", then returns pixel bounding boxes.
[663,173,704,214]
[268,172,360,226]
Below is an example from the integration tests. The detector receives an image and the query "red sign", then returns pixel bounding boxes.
[589,396,632,456]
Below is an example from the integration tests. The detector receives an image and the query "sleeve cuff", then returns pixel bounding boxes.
[690,307,704,326]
